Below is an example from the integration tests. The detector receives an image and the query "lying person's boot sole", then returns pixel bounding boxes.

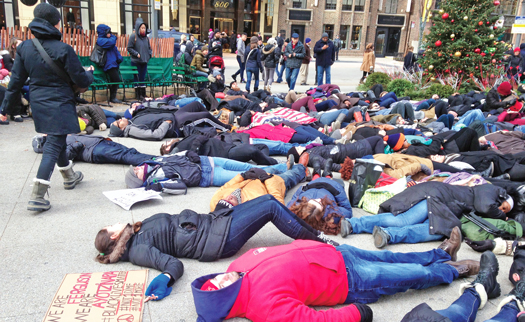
[373,226,389,248]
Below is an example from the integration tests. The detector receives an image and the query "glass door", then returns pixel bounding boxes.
[385,28,401,56]
[375,27,388,57]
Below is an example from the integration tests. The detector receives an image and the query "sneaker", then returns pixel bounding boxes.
[12,115,23,122]
[332,120,341,131]
[373,226,390,248]
[287,154,295,170]
[312,137,323,145]
[317,231,340,246]
[231,74,237,82]
[341,219,353,238]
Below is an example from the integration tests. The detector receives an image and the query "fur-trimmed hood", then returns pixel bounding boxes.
[109,224,135,263]
[263,44,276,55]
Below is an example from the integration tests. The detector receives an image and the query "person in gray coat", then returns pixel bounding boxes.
[232,33,247,83]
[284,33,305,91]
[127,17,152,100]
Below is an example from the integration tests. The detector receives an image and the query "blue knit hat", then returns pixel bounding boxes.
[384,133,405,151]
[305,38,311,44]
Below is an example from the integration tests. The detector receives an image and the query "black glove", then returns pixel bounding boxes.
[185,150,201,163]
[241,168,273,182]
[145,182,163,192]
[420,164,432,176]
[508,98,517,107]
[353,303,373,322]
[465,238,496,252]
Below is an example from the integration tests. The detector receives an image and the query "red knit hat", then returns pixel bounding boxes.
[498,81,512,96]
[515,47,521,52]
[200,279,219,291]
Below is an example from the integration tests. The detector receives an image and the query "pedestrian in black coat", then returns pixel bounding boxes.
[94,195,330,301]
[127,17,152,99]
[0,3,94,212]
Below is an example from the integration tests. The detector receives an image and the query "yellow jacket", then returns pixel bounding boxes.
[373,154,433,179]
[210,174,286,211]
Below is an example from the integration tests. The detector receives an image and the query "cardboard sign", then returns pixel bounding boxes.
[43,270,148,322]
[103,188,163,211]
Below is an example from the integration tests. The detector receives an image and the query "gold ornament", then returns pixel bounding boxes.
[439,9,444,14]
[429,13,433,18]
[450,34,455,38]
[431,77,436,81]
[489,34,494,38]
[427,48,432,52]
[429,65,434,70]
[454,51,462,57]
[463,16,468,21]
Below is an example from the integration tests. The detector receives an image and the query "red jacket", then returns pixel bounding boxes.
[239,123,296,143]
[225,240,361,322]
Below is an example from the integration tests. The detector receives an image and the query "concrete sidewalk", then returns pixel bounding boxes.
[0,56,514,322]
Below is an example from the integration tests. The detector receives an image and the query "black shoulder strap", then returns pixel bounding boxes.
[463,211,515,239]
[31,38,72,85]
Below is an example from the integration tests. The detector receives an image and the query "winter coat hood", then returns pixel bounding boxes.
[520,43,525,57]
[134,18,149,37]
[96,24,111,38]
[263,44,275,54]
[29,18,62,40]
[191,272,243,322]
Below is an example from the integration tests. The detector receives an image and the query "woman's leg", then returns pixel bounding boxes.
[220,195,320,258]
[36,135,69,181]
[384,220,444,244]
[365,136,386,154]
[348,200,429,234]
[267,68,275,86]
[227,145,278,165]
[291,96,315,112]
[276,164,306,192]
[448,127,480,152]
[296,125,335,144]
[285,90,297,103]
[253,70,260,91]
[435,288,480,322]
[319,109,348,125]
[251,138,305,155]
[437,114,453,129]
[434,101,449,117]
[484,301,520,322]
[508,163,525,181]
[245,68,253,91]
[314,100,337,112]
[106,67,121,100]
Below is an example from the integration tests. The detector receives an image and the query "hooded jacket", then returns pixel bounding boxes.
[484,131,525,154]
[261,44,280,69]
[244,45,263,72]
[76,104,107,128]
[284,40,306,69]
[208,34,227,58]
[313,38,335,67]
[0,18,93,135]
[486,87,512,110]
[140,153,202,187]
[96,24,123,71]
[307,139,375,170]
[379,181,509,237]
[191,240,361,322]
[287,178,353,223]
[65,135,106,163]
[122,111,176,141]
[121,209,232,287]
[373,154,433,179]
[127,18,152,64]
[191,50,207,72]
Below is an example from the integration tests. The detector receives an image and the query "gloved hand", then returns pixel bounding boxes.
[241,168,273,182]
[465,238,496,252]
[145,182,163,192]
[353,303,373,322]
[420,164,432,176]
[99,123,107,131]
[186,150,201,163]
[508,98,517,107]
[145,274,172,301]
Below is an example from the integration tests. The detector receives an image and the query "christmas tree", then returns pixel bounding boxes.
[419,0,509,88]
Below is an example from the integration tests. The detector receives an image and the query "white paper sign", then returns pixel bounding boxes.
[103,188,162,210]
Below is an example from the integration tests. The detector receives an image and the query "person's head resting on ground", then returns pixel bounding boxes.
[34,2,61,28]
[289,196,342,235]
[305,37,311,45]
[94,221,142,264]
[215,189,242,211]
[109,118,129,137]
[125,164,149,188]
[201,46,209,56]
[384,133,409,151]
[321,32,329,42]
[497,81,512,97]
[160,138,182,155]
[287,146,307,163]
[230,81,241,92]
[200,272,241,291]
[500,196,514,214]
[432,94,440,100]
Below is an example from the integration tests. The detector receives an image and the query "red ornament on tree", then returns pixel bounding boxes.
[494,26,498,30]
[442,13,449,20]
[491,74,495,78]
[479,21,483,26]
[435,40,442,47]
[475,66,478,69]
[474,48,481,53]
[445,69,450,73]
[451,19,455,23]
[481,53,486,57]
[492,59,497,63]
[494,0,500,5]
[470,73,474,77]
[486,21,490,25]
[466,54,470,57]
[475,29,478,32]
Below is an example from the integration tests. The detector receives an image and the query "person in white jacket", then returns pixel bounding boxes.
[232,33,247,83]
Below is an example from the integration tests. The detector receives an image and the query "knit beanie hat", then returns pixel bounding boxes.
[250,36,258,44]
[287,147,302,163]
[267,38,276,45]
[201,279,219,291]
[305,37,311,44]
[383,133,405,151]
[498,81,512,96]
[515,47,521,52]
[125,165,145,188]
[230,188,242,205]
[321,32,329,38]
[201,46,208,52]
[109,123,124,137]
[34,3,61,26]
[215,199,234,212]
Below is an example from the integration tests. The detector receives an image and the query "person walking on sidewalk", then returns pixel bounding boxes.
[232,33,247,83]
[314,32,335,86]
[360,43,375,84]
[299,37,312,86]
[334,34,342,61]
[244,36,264,92]
[284,33,305,91]
[275,38,289,84]
[261,38,280,93]
[0,3,94,211]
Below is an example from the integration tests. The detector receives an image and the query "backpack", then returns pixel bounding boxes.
[461,212,522,241]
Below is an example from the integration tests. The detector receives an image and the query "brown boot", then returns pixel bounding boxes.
[298,152,311,181]
[438,226,462,261]
[445,260,480,277]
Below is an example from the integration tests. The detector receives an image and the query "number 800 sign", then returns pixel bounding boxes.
[213,0,231,8]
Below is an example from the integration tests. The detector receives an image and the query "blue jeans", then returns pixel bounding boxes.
[131,61,148,86]
[416,99,436,111]
[286,67,300,90]
[233,56,245,80]
[337,245,457,304]
[315,99,337,112]
[290,125,335,145]
[251,139,307,155]
[211,158,287,186]
[220,195,319,258]
[319,109,349,125]
[436,288,519,322]
[317,65,331,85]
[193,70,208,77]
[245,67,260,92]
[452,109,485,131]
[103,109,119,125]
[276,64,286,82]
[37,135,69,181]
[92,140,154,166]
[437,114,455,129]
[348,200,444,244]
[274,164,305,191]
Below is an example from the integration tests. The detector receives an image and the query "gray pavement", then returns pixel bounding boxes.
[0,54,514,322]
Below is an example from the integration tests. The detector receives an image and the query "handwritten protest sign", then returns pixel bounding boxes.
[43,270,148,322]
[103,188,162,210]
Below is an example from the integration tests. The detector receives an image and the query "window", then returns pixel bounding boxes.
[323,24,334,39]
[325,0,337,10]
[495,0,518,15]
[121,0,152,35]
[340,25,349,49]
[292,0,306,9]
[434,0,442,9]
[342,0,352,11]
[61,1,93,31]
[0,0,17,29]
[350,25,362,49]
[384,0,398,14]
[354,0,365,12]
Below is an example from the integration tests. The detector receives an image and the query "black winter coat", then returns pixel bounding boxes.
[76,104,107,127]
[127,18,152,64]
[449,151,517,176]
[120,209,232,286]
[308,139,374,171]
[175,132,233,158]
[142,153,202,187]
[66,135,104,163]
[261,44,280,69]
[0,18,93,135]
[218,97,262,116]
[486,87,511,110]
[403,52,416,71]
[379,181,508,236]
[401,303,451,322]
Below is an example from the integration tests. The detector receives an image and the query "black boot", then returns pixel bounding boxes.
[134,88,140,99]
[460,251,500,309]
[311,156,322,178]
[322,158,333,178]
[109,88,122,104]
